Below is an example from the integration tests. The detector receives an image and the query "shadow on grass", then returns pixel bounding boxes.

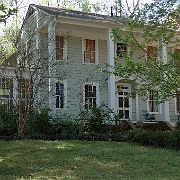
[0,140,179,179]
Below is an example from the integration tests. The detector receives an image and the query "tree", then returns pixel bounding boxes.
[110,0,180,102]
[0,0,17,23]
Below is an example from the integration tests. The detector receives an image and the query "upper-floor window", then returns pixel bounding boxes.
[147,46,158,63]
[56,36,64,60]
[117,43,128,58]
[147,90,160,114]
[174,49,180,65]
[175,91,180,114]
[84,39,96,64]
[84,83,98,110]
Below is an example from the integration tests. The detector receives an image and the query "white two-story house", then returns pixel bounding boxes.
[0,4,179,126]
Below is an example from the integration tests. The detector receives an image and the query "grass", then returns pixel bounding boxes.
[0,140,179,179]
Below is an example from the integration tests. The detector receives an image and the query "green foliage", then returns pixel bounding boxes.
[0,104,18,136]
[52,113,79,134]
[78,105,112,133]
[26,108,52,135]
[0,2,17,24]
[122,129,180,149]
[112,0,180,102]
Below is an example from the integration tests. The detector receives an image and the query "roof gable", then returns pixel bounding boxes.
[29,4,120,25]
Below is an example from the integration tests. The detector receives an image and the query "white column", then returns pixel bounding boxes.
[159,38,170,122]
[107,28,116,114]
[136,93,139,121]
[48,21,56,115]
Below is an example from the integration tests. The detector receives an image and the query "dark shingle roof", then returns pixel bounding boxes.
[30,4,120,24]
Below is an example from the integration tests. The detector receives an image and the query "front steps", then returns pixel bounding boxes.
[109,120,175,131]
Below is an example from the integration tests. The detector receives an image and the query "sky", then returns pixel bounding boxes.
[0,0,153,34]
[18,0,153,18]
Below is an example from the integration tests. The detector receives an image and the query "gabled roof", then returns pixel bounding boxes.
[29,4,121,25]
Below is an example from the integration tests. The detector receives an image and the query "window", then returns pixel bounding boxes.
[147,46,158,62]
[84,84,97,110]
[175,91,180,114]
[117,43,128,58]
[18,79,33,111]
[56,82,65,109]
[84,39,96,64]
[18,79,33,100]
[116,84,131,119]
[0,78,13,108]
[56,36,64,60]
[174,49,180,65]
[147,90,160,113]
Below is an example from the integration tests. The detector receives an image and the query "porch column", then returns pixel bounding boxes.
[48,21,56,115]
[159,38,170,122]
[107,28,116,113]
[136,94,139,121]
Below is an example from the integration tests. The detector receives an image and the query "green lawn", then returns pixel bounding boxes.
[0,140,179,179]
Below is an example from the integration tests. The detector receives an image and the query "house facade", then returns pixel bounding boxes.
[0,4,179,126]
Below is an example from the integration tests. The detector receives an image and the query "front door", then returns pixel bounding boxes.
[116,84,131,120]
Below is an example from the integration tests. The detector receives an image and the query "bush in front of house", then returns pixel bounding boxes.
[26,108,52,135]
[0,104,18,136]
[121,129,180,149]
[77,105,112,134]
[51,113,79,135]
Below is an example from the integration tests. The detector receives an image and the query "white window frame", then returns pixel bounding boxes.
[83,82,100,110]
[147,90,161,114]
[116,83,132,120]
[82,38,98,65]
[56,36,67,61]
[0,77,13,109]
[55,80,67,110]
[174,90,180,115]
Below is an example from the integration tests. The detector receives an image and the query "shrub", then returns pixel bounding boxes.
[121,129,180,149]
[26,108,52,135]
[78,105,112,134]
[0,104,18,136]
[51,116,79,135]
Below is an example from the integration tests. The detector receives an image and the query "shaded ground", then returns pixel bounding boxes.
[0,140,179,179]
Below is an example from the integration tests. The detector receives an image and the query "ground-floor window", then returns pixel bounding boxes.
[56,80,67,109]
[84,83,98,110]
[175,91,180,114]
[0,77,13,109]
[116,84,131,119]
[18,79,33,113]
[147,90,160,113]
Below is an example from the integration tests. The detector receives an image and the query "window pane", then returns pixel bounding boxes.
[147,46,157,62]
[176,92,180,113]
[125,110,129,119]
[56,82,64,108]
[119,97,123,108]
[60,96,64,108]
[124,98,129,108]
[84,39,95,63]
[93,98,96,108]
[117,43,127,58]
[84,84,97,110]
[56,36,64,60]
[119,110,124,118]
[56,83,60,95]
[56,96,59,108]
